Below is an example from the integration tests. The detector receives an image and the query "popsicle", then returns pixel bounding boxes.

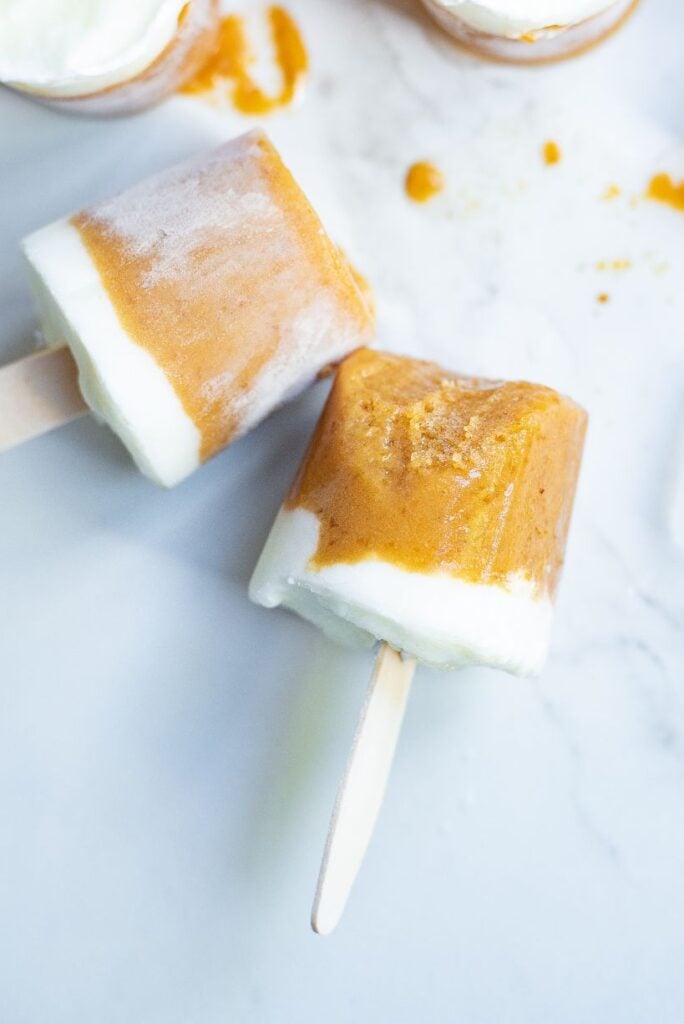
[250,347,587,932]
[0,0,220,116]
[1,131,374,486]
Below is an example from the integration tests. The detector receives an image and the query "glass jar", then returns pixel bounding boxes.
[419,0,639,63]
[3,0,219,116]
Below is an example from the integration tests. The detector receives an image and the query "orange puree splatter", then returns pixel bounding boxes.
[646,173,684,213]
[405,162,444,203]
[182,6,307,114]
[286,349,587,595]
[542,140,561,166]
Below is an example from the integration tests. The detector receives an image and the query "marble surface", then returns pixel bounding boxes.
[1,1,683,1020]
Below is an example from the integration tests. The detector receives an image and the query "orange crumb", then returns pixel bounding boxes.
[405,161,445,203]
[646,173,684,213]
[542,141,561,166]
[602,184,621,200]
[597,293,609,304]
[597,259,631,272]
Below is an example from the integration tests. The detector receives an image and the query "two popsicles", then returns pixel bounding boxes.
[2,130,587,934]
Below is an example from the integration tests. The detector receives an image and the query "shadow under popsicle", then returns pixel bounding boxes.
[232,627,368,899]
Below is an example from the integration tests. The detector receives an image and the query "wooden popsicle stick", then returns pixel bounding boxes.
[0,346,87,453]
[311,642,416,936]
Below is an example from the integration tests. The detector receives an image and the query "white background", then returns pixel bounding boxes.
[1,0,683,1020]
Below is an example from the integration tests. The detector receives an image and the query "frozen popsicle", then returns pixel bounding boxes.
[0,0,220,116]
[1,131,374,486]
[251,347,587,674]
[250,347,587,932]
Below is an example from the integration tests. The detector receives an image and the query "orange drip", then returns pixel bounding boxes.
[181,6,308,114]
[646,173,684,213]
[405,162,444,203]
[542,140,561,166]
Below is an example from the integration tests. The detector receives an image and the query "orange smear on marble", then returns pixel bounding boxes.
[182,6,307,114]
[646,173,684,213]
[542,140,561,166]
[405,161,444,203]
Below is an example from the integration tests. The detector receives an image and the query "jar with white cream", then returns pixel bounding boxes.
[0,0,219,116]
[419,0,639,62]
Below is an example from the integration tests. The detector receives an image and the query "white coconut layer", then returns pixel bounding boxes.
[249,508,554,676]
[22,219,201,487]
[432,0,621,36]
[0,0,191,98]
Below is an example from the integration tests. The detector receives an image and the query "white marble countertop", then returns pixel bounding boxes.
[1,1,683,1020]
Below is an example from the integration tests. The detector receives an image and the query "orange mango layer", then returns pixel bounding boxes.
[286,349,587,595]
[72,131,374,461]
